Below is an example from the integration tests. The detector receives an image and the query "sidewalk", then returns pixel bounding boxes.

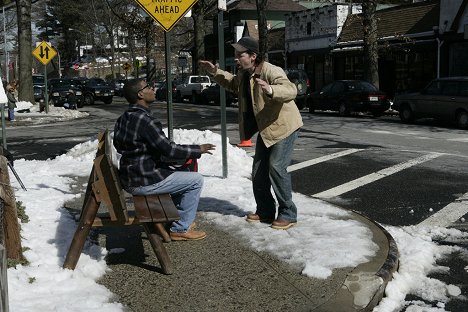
[64,175,398,312]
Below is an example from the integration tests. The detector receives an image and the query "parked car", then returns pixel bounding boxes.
[33,85,45,103]
[155,80,178,101]
[32,74,45,87]
[393,77,468,129]
[285,69,311,110]
[308,80,391,117]
[108,78,126,96]
[199,83,237,106]
[175,75,211,103]
[81,78,114,105]
[48,78,84,108]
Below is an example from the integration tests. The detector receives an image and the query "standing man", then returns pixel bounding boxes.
[199,36,303,230]
[113,78,215,240]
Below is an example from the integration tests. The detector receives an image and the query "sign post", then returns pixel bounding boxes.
[122,63,132,80]
[32,41,57,114]
[218,0,227,178]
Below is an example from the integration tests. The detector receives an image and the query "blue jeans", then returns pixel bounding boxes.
[126,171,204,233]
[8,108,14,121]
[252,130,299,222]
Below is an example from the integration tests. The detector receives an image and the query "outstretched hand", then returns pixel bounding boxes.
[200,143,216,155]
[199,60,217,75]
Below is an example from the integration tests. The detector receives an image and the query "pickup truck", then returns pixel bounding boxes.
[175,75,211,103]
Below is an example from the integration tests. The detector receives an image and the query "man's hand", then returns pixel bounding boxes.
[255,78,273,95]
[200,144,216,155]
[199,60,217,75]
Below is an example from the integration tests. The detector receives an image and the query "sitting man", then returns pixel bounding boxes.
[113,78,215,241]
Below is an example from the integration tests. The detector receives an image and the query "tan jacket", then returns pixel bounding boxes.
[212,62,303,147]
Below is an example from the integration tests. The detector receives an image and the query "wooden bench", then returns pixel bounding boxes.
[63,130,179,274]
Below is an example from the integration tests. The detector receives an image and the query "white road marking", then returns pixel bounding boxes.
[418,191,468,228]
[313,152,444,199]
[287,148,364,172]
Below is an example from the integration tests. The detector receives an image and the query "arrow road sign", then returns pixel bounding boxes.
[32,41,57,65]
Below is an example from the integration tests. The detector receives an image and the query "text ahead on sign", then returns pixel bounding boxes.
[133,0,199,32]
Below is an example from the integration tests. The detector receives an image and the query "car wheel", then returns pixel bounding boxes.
[191,91,198,103]
[308,102,315,113]
[296,99,305,110]
[200,95,209,105]
[372,111,383,117]
[77,100,84,108]
[50,98,57,107]
[84,94,94,105]
[338,103,349,116]
[399,104,414,123]
[103,97,113,104]
[456,110,468,129]
[175,91,182,102]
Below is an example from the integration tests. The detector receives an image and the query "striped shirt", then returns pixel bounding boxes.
[113,104,201,188]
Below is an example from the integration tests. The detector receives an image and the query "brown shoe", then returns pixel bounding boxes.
[246,213,274,223]
[170,229,207,241]
[271,219,297,230]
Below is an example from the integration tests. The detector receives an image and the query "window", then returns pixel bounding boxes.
[458,81,468,96]
[441,81,458,96]
[424,81,442,95]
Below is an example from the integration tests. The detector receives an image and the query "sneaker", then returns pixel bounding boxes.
[170,228,206,241]
[246,213,274,223]
[271,219,297,230]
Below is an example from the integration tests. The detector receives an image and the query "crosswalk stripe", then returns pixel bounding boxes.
[313,152,444,199]
[418,191,468,228]
[287,148,364,172]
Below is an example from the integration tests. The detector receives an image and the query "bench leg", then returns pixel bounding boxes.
[153,223,171,243]
[143,223,173,275]
[63,193,100,270]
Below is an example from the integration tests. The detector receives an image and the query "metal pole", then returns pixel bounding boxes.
[218,10,228,178]
[0,243,9,312]
[164,31,173,140]
[0,103,6,148]
[3,7,8,83]
[44,65,48,113]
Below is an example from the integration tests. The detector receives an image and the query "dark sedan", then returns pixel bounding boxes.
[48,78,84,108]
[199,83,237,106]
[393,77,468,129]
[308,80,391,117]
[155,81,178,101]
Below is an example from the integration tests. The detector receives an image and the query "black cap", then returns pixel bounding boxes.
[232,37,259,54]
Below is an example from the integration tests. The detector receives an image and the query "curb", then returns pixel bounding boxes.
[313,210,399,312]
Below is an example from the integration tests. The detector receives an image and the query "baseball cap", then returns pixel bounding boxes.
[232,37,259,54]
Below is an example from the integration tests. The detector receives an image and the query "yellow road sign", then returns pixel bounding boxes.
[134,0,199,32]
[32,41,57,65]
[122,63,132,71]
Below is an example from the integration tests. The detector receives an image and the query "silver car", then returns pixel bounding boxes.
[393,77,468,129]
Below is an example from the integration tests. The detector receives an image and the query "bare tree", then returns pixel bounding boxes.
[191,0,216,74]
[256,0,268,61]
[362,0,379,87]
[16,0,34,102]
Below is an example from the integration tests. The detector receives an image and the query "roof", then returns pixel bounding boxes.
[338,0,439,43]
[228,0,306,12]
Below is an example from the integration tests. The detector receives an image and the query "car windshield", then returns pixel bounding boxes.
[33,75,45,85]
[347,81,377,92]
[51,82,72,88]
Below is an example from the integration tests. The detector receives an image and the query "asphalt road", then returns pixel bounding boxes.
[5,97,468,310]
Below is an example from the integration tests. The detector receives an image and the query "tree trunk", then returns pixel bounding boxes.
[192,2,206,75]
[362,0,379,88]
[0,156,22,260]
[256,0,268,62]
[16,0,34,102]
